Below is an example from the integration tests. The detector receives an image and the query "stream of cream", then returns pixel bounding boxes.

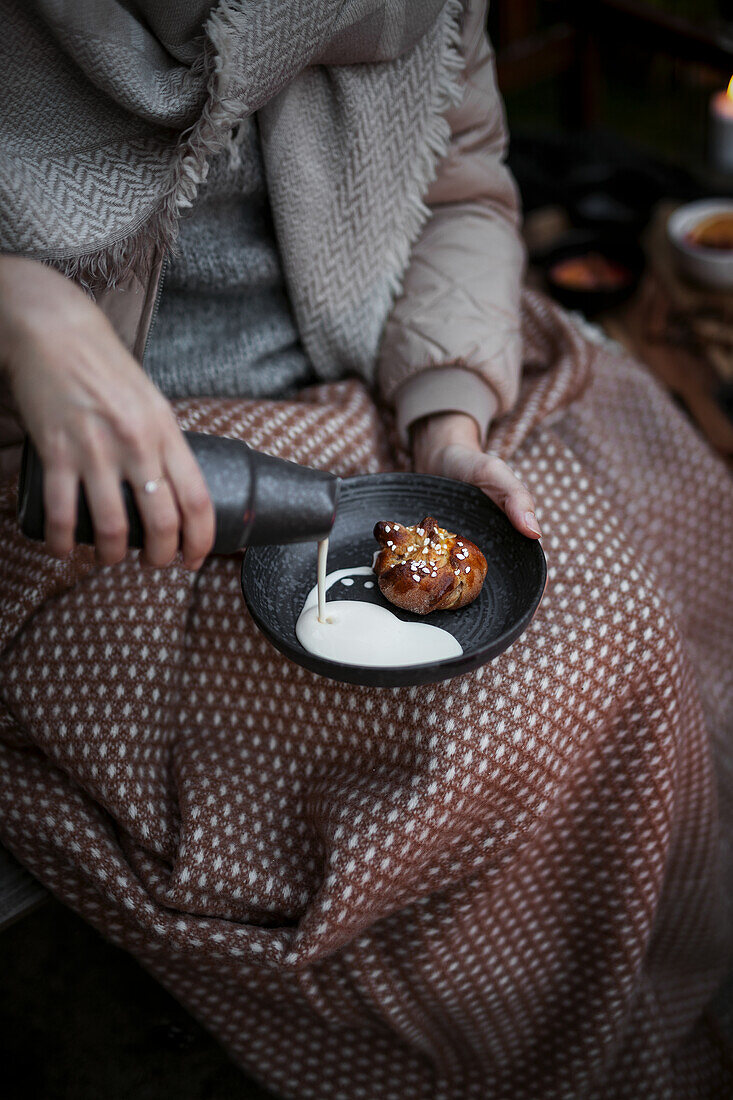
[317,536,329,623]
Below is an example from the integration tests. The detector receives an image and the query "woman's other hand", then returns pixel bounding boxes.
[0,255,214,569]
[411,411,542,539]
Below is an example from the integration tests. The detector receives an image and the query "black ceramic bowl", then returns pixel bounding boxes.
[535,231,645,316]
[241,473,546,688]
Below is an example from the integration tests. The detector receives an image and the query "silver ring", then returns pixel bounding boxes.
[142,476,166,495]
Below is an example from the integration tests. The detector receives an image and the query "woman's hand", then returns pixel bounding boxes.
[411,411,542,539]
[0,255,214,568]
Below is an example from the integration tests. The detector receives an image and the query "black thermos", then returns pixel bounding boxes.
[17,433,340,553]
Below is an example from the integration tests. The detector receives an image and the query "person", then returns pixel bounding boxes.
[0,0,537,565]
[0,2,732,1097]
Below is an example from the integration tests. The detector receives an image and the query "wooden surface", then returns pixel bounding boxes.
[604,278,733,457]
[603,205,733,458]
[0,846,46,933]
[645,204,733,385]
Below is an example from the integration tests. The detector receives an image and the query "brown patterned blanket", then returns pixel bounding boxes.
[1,295,733,1098]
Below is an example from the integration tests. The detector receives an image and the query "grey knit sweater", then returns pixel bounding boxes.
[143,118,315,399]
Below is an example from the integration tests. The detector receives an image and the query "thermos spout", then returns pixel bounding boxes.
[17,433,340,555]
[244,449,339,547]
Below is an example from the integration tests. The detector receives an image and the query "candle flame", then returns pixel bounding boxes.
[727,75,733,99]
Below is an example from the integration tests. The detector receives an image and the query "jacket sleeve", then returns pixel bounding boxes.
[377,0,524,446]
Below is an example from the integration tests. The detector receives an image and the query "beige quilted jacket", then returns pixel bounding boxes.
[0,0,522,472]
[379,0,524,445]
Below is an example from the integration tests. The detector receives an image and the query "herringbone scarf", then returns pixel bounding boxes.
[0,0,465,380]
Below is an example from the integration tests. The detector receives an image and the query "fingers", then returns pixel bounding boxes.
[132,476,180,568]
[441,444,542,540]
[82,464,129,566]
[162,430,215,570]
[478,453,541,539]
[43,464,79,558]
[114,397,211,570]
[44,418,213,571]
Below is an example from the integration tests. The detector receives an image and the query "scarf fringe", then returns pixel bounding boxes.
[54,1,267,291]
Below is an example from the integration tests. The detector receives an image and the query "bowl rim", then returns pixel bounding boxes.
[240,471,548,688]
[667,199,733,263]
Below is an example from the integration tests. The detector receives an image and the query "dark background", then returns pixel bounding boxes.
[493,0,730,173]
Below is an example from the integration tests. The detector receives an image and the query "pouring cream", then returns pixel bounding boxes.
[296,538,463,668]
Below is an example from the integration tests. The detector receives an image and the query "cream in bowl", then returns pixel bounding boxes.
[667,200,733,290]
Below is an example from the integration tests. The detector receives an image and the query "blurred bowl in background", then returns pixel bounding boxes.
[667,200,733,291]
[533,231,645,316]
[564,165,661,236]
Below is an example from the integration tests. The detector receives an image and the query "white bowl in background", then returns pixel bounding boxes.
[667,199,733,291]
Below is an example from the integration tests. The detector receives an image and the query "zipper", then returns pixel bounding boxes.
[142,253,168,364]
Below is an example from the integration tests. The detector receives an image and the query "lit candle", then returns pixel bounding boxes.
[710,76,733,174]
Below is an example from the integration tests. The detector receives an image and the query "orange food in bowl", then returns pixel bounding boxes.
[549,253,632,291]
[685,212,733,251]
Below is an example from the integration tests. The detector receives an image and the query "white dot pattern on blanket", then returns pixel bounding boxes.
[1,307,733,1098]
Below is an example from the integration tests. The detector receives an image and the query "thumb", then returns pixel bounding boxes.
[441,444,542,540]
